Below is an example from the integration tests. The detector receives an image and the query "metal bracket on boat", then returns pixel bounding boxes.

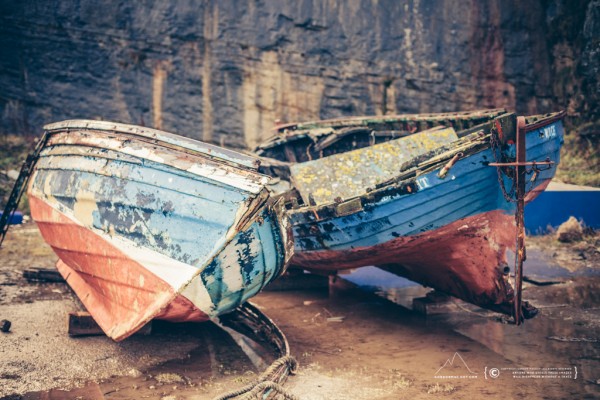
[489,159,555,187]
[437,152,463,178]
[513,117,527,325]
[489,116,535,325]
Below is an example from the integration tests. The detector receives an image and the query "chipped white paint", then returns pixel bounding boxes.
[39,197,200,293]
[44,119,260,170]
[126,147,167,164]
[180,274,217,316]
[47,131,272,194]
[220,262,245,293]
[35,193,229,317]
[72,190,100,228]
[187,163,268,194]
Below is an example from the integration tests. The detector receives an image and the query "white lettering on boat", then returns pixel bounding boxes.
[416,177,431,190]
[542,125,557,139]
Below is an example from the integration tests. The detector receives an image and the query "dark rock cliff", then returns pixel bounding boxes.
[0,0,598,148]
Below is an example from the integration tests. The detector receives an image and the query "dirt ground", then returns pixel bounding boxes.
[0,223,599,399]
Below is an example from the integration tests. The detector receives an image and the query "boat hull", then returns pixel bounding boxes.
[27,121,290,341]
[288,117,564,316]
[293,210,526,315]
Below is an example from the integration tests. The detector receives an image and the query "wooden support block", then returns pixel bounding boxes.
[23,268,65,283]
[68,312,103,336]
[68,312,152,337]
[412,292,458,315]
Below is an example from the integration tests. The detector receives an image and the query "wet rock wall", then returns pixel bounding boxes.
[0,0,598,148]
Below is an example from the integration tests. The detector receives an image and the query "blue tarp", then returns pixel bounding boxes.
[525,184,600,234]
[0,211,23,225]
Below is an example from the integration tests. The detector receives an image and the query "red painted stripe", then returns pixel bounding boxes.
[155,294,210,323]
[29,195,207,340]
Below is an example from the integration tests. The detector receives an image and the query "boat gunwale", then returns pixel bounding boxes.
[523,110,566,132]
[43,119,260,171]
[41,128,272,195]
[273,108,508,133]
[256,108,509,152]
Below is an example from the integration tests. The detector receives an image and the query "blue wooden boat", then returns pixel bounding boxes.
[255,111,565,318]
[23,120,293,341]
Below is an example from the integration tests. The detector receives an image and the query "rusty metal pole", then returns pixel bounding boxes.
[514,117,527,325]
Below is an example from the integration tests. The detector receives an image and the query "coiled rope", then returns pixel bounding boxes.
[213,302,299,400]
[214,356,298,400]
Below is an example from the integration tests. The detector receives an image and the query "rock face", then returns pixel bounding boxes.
[0,0,598,148]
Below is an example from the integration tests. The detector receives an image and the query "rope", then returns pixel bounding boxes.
[213,356,298,400]
[240,381,301,400]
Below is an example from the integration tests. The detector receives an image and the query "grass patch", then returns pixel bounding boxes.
[0,134,35,171]
[0,134,36,213]
[556,124,600,187]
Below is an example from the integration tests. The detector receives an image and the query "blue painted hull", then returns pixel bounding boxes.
[290,118,564,257]
[285,114,564,316]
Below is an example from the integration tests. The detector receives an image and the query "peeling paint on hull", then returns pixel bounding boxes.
[293,210,519,314]
[27,120,290,341]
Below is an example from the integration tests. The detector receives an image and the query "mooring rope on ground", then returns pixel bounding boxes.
[213,302,299,400]
[239,381,301,400]
[214,356,298,400]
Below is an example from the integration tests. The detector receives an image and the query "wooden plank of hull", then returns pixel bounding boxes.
[44,119,261,171]
[276,109,508,132]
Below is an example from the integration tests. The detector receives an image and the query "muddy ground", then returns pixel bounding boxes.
[0,223,599,399]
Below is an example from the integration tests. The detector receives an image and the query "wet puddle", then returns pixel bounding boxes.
[8,321,266,400]
[339,266,429,309]
[341,252,600,392]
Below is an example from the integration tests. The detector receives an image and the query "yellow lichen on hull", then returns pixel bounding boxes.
[290,127,458,205]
